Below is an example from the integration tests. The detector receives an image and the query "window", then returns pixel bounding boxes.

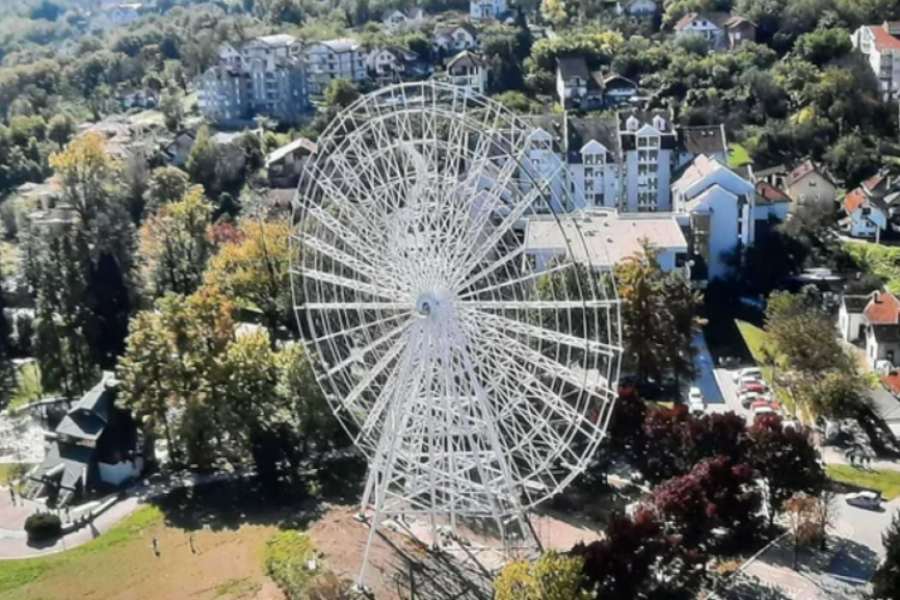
[585,167,595,177]
[586,179,594,190]
[862,207,872,216]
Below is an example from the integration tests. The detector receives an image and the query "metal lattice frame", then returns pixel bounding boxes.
[291,81,622,583]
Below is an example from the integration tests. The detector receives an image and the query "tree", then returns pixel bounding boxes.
[137,187,214,300]
[49,131,123,226]
[186,126,217,192]
[204,218,293,342]
[160,91,185,132]
[783,492,819,569]
[495,552,594,600]
[146,166,192,213]
[765,290,851,375]
[748,416,824,528]
[872,510,900,600]
[649,471,713,549]
[323,78,360,110]
[47,114,76,148]
[540,0,568,27]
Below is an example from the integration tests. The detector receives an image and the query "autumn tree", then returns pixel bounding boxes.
[204,218,293,340]
[137,187,214,301]
[146,166,192,214]
[495,552,594,600]
[873,511,900,600]
[49,132,123,226]
[783,492,819,569]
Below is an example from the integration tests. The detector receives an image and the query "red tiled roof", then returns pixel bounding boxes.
[756,181,791,205]
[870,24,900,52]
[844,188,866,214]
[863,173,886,192]
[864,291,900,324]
[883,372,900,395]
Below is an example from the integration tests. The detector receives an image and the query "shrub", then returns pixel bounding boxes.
[24,512,61,542]
[263,531,317,600]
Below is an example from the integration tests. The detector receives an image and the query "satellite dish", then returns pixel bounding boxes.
[291,81,622,584]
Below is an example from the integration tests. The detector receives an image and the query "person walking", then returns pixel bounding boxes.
[152,537,160,558]
[9,487,15,506]
[188,532,197,555]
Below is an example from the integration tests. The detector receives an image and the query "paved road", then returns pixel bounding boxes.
[690,333,750,419]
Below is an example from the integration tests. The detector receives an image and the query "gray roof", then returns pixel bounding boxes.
[266,137,316,167]
[54,372,116,442]
[320,38,361,52]
[843,295,870,314]
[677,125,726,155]
[557,56,591,81]
[31,442,93,491]
[255,34,297,47]
[567,116,619,163]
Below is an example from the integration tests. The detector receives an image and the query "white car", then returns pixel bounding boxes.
[736,374,765,389]
[733,367,762,383]
[688,387,705,415]
[846,491,881,510]
[740,391,773,408]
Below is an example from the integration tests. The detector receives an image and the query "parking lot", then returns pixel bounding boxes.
[691,332,752,419]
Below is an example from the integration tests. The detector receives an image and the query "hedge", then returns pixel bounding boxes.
[263,531,317,600]
[24,513,61,542]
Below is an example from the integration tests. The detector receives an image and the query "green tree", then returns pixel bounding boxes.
[49,131,123,226]
[137,187,214,300]
[160,91,185,132]
[146,166,192,213]
[47,114,76,148]
[495,552,594,600]
[323,78,359,109]
[186,125,217,192]
[873,510,900,600]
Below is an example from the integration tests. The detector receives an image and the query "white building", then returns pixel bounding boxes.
[615,0,657,17]
[446,51,488,96]
[524,209,689,274]
[198,35,308,124]
[673,12,755,50]
[433,24,480,54]
[382,8,425,32]
[303,38,367,95]
[839,291,900,368]
[852,22,900,101]
[619,111,676,213]
[556,57,603,111]
[671,154,755,280]
[470,0,506,20]
[366,47,432,82]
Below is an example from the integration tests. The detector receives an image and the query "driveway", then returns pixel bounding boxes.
[692,333,725,409]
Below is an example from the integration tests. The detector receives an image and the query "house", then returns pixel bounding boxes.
[25,373,141,507]
[198,34,308,124]
[674,12,755,50]
[752,181,791,232]
[366,47,433,83]
[302,38,367,95]
[433,23,480,55]
[382,8,425,31]
[839,291,900,368]
[556,57,603,111]
[852,22,900,101]
[675,124,728,168]
[842,186,888,240]
[265,137,316,188]
[601,74,639,107]
[671,154,755,280]
[524,208,689,274]
[117,89,158,110]
[784,160,837,210]
[164,130,197,167]
[615,0,657,17]
[446,50,488,96]
[470,0,506,20]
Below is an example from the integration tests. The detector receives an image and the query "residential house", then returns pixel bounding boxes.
[445,50,488,96]
[675,124,728,168]
[265,137,316,188]
[842,186,888,239]
[556,57,603,111]
[601,74,639,107]
[852,22,900,101]
[783,160,837,209]
[470,0,506,19]
[77,117,157,161]
[17,179,79,235]
[615,0,657,17]
[671,154,755,280]
[433,23,480,55]
[117,89,158,110]
[302,38,367,95]
[674,12,756,50]
[382,8,425,32]
[164,130,197,167]
[366,47,433,83]
[198,34,308,125]
[26,373,141,507]
[839,291,900,368]
[752,181,791,234]
[524,208,689,274]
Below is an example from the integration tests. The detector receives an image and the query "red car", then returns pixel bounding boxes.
[740,382,766,394]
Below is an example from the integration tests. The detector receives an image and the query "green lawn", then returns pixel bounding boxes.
[10,363,42,411]
[826,465,900,500]
[728,143,752,168]
[0,506,163,594]
[843,242,900,295]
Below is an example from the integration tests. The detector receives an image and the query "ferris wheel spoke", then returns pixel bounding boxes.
[295,232,409,293]
[310,309,412,349]
[465,308,620,356]
[297,268,403,302]
[457,260,571,300]
[301,204,399,275]
[458,299,618,311]
[303,301,412,311]
[324,319,414,377]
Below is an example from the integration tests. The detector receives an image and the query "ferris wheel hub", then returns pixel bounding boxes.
[415,294,438,318]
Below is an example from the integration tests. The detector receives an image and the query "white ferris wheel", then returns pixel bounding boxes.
[291,81,622,583]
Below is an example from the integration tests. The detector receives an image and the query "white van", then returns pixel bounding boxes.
[733,367,762,382]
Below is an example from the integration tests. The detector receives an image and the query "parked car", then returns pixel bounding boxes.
[688,387,705,415]
[846,491,881,510]
[752,407,777,422]
[741,391,773,408]
[737,374,765,389]
[739,382,766,395]
[733,367,762,382]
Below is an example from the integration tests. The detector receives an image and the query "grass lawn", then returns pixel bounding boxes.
[0,503,280,600]
[728,143,752,168]
[843,242,900,295]
[9,363,42,411]
[826,465,900,500]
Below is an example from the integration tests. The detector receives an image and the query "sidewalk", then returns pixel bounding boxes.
[0,471,233,560]
[820,446,900,472]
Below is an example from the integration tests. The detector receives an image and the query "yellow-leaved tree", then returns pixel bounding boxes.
[494,552,595,600]
[49,131,122,225]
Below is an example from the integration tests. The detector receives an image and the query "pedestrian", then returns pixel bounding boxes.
[188,532,197,555]
[152,537,160,558]
[65,506,70,521]
[9,487,15,506]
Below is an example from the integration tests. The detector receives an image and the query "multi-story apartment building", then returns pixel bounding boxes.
[852,22,900,101]
[470,0,506,20]
[198,35,308,125]
[303,38,367,95]
[514,111,726,214]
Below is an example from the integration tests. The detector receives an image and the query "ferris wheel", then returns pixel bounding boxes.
[291,81,622,583]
